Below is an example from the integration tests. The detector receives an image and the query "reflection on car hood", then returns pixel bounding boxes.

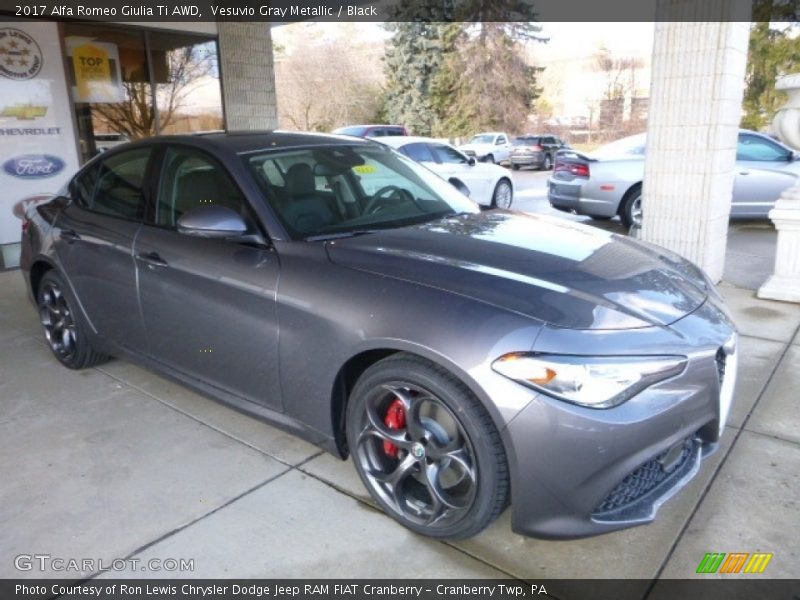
[325,211,708,330]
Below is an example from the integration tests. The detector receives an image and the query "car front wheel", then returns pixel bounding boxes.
[38,270,108,369]
[346,354,509,539]
[543,154,553,170]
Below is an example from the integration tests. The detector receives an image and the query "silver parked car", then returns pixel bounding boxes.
[22,132,737,540]
[548,130,800,227]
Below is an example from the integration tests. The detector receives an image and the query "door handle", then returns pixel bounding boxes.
[136,251,169,269]
[59,229,81,243]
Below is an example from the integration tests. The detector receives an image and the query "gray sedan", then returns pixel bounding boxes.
[21,132,737,540]
[548,130,800,227]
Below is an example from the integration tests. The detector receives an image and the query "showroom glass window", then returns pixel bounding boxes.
[62,23,223,163]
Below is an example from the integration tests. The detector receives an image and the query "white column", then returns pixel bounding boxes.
[641,3,751,282]
[758,74,800,303]
[217,23,279,130]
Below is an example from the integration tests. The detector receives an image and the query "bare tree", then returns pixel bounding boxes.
[275,34,385,131]
[92,45,214,139]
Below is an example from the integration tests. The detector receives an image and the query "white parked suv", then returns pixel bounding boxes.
[458,132,511,164]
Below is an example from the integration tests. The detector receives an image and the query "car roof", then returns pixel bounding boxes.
[378,135,452,148]
[124,130,376,155]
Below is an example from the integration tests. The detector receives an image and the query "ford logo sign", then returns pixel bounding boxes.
[3,154,65,179]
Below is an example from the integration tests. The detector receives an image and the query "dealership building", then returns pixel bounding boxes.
[0,19,277,269]
[0,8,786,298]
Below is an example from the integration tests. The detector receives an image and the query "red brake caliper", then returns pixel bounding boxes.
[383,398,406,458]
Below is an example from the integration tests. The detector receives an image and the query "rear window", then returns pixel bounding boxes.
[513,137,541,146]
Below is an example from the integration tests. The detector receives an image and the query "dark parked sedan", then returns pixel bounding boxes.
[21,132,737,540]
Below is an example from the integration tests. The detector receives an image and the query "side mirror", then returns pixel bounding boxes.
[448,177,471,198]
[467,157,476,166]
[177,205,249,239]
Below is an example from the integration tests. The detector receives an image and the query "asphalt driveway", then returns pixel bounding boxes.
[1,201,798,582]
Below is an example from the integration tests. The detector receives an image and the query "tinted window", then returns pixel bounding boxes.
[496,136,507,145]
[431,144,468,164]
[72,162,100,208]
[737,134,789,162]
[386,127,406,136]
[334,126,368,137]
[401,143,436,163]
[157,147,252,228]
[84,147,151,220]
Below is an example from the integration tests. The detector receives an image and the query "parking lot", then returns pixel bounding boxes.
[1,170,799,584]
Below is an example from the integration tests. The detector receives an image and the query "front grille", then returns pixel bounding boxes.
[593,437,698,516]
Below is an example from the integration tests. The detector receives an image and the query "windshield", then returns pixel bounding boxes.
[469,134,495,144]
[593,133,647,158]
[245,144,479,240]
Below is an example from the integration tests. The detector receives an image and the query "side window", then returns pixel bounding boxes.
[496,136,507,145]
[401,143,436,163]
[72,162,101,208]
[431,144,468,165]
[157,147,252,228]
[85,147,152,220]
[737,134,790,162]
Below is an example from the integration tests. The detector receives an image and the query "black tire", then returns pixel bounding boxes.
[512,163,520,171]
[346,353,509,539]
[485,154,495,164]
[37,270,109,369]
[620,183,643,229]
[543,154,553,170]
[491,178,513,210]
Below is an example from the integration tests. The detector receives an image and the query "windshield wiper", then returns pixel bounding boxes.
[304,229,378,242]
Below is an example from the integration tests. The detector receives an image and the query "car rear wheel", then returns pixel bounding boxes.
[543,154,553,170]
[38,270,108,369]
[512,163,520,171]
[491,179,513,209]
[620,184,643,228]
[346,354,509,539]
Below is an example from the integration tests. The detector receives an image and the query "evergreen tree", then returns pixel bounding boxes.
[383,22,446,136]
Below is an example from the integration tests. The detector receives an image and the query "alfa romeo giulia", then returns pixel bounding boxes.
[20,131,737,539]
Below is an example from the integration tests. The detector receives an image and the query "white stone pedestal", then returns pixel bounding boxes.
[758,186,800,302]
[757,73,800,303]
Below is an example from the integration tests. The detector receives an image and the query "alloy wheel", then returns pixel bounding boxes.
[631,195,643,227]
[354,382,478,529]
[493,181,513,209]
[39,281,77,361]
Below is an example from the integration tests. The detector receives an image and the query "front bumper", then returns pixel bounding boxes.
[500,299,737,539]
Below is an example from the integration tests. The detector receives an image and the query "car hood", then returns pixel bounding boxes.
[325,211,708,330]
[460,143,494,153]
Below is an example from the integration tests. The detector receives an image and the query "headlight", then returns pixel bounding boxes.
[492,353,687,409]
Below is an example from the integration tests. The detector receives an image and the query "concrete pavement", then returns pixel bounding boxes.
[1,190,798,582]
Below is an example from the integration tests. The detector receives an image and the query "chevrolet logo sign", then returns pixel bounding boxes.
[0,104,48,120]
